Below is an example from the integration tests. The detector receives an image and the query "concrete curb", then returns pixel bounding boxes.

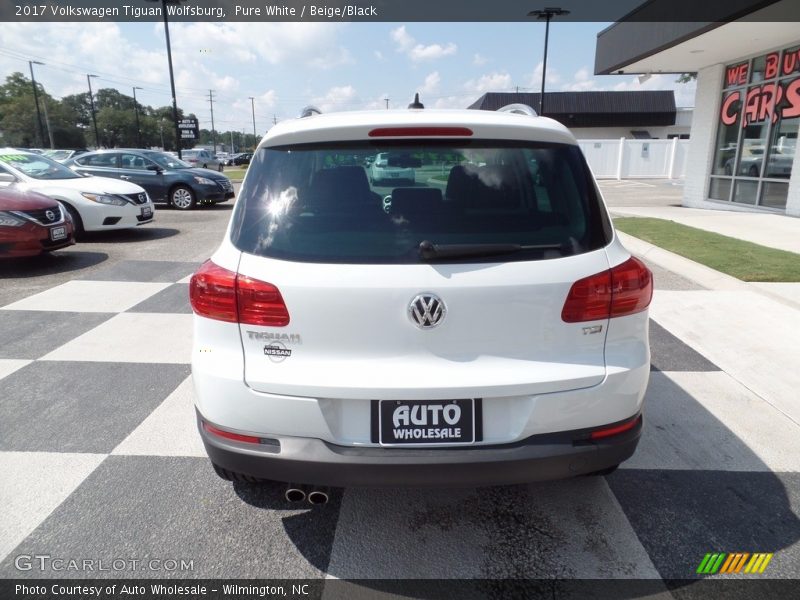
[616,231,800,312]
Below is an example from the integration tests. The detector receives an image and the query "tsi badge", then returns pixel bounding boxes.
[264,342,292,363]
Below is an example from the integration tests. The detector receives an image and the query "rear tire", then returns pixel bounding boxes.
[218,164,224,172]
[212,463,265,483]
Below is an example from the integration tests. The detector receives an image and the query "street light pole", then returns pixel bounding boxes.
[148,0,184,158]
[528,7,570,116]
[28,61,46,148]
[86,74,100,148]
[249,96,257,147]
[132,87,143,148]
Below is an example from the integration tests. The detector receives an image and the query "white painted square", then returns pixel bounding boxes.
[651,290,800,424]
[0,452,106,561]
[40,313,193,364]
[624,371,800,473]
[112,376,205,457]
[0,360,32,381]
[0,281,170,313]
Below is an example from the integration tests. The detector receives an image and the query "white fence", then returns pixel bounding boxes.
[577,138,689,180]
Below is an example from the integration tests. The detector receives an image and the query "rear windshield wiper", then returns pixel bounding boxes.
[418,240,565,261]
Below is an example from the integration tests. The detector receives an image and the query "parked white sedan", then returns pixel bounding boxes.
[0,149,154,235]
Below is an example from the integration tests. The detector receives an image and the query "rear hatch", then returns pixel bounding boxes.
[229,137,613,400]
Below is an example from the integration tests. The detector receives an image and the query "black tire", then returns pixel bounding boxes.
[748,165,760,177]
[202,163,208,169]
[169,185,196,210]
[218,163,224,172]
[63,203,85,238]
[212,463,265,483]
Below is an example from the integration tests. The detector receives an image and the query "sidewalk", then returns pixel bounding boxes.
[610,205,800,254]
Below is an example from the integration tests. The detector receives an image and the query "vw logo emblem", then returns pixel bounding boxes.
[408,293,446,329]
[45,210,55,222]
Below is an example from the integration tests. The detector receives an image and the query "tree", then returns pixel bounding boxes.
[676,73,697,83]
[0,72,43,147]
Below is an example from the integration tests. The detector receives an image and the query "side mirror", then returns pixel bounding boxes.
[146,165,163,172]
[0,172,16,183]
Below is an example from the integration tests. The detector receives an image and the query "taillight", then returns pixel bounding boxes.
[190,261,237,323]
[561,257,652,323]
[609,256,653,318]
[190,260,290,326]
[237,275,290,326]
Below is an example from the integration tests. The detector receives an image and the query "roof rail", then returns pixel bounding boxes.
[299,105,322,118]
[497,103,538,117]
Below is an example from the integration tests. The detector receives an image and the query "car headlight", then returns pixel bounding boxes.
[193,176,215,185]
[0,212,25,227]
[81,192,129,206]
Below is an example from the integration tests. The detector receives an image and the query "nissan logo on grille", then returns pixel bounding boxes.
[138,193,146,203]
[408,294,446,329]
[45,210,56,222]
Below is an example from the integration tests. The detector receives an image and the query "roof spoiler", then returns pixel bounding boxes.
[299,105,322,118]
[497,103,538,117]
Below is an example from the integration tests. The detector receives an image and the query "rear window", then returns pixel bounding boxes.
[230,140,610,264]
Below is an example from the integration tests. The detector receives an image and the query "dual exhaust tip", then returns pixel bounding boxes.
[285,484,329,505]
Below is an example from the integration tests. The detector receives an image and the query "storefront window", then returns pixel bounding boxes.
[709,178,732,201]
[761,181,789,209]
[710,47,800,211]
[733,180,758,205]
[713,92,741,175]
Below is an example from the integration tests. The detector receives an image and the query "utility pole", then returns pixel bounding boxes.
[384,97,390,109]
[133,86,143,148]
[230,130,235,153]
[41,95,54,148]
[273,114,277,125]
[86,74,100,148]
[208,89,217,155]
[28,61,45,148]
[248,96,257,145]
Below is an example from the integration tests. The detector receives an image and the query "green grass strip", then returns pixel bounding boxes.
[614,217,800,282]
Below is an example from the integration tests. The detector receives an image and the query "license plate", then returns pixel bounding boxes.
[141,206,152,218]
[376,399,476,445]
[49,226,67,241]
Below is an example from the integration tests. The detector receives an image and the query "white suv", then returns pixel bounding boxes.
[190,106,652,487]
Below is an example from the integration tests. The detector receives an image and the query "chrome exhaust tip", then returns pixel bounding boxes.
[285,485,306,503]
[307,490,329,505]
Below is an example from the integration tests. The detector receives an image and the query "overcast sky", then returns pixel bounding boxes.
[0,21,697,134]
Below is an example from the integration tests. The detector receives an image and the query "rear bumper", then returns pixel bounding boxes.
[198,411,641,487]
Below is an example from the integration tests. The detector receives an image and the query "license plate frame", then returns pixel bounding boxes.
[141,206,152,219]
[374,398,479,446]
[49,226,67,241]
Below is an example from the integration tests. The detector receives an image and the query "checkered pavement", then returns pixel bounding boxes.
[1,259,798,584]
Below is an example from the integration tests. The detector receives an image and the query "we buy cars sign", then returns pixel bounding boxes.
[178,118,199,140]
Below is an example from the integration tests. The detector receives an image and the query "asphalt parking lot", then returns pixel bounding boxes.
[1,182,799,590]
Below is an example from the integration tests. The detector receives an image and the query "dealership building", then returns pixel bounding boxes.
[596,0,800,216]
